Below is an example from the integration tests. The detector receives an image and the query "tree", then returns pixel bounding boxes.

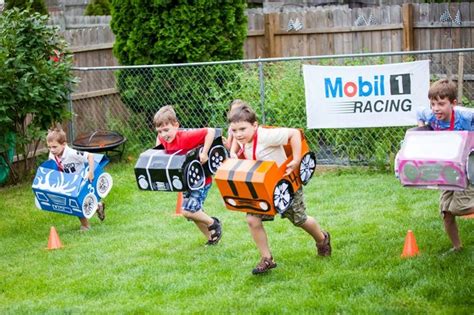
[5,0,48,15]
[110,1,247,134]
[0,7,76,183]
[111,1,247,65]
[85,0,111,16]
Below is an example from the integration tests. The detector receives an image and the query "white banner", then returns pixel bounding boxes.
[303,60,430,129]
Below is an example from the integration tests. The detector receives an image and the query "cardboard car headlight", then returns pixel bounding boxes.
[214,129,316,216]
[134,128,227,191]
[32,154,112,219]
[394,129,474,191]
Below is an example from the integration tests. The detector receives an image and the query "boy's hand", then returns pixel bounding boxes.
[199,152,209,164]
[285,159,299,176]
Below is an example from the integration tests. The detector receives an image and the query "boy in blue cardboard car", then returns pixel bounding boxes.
[32,127,113,231]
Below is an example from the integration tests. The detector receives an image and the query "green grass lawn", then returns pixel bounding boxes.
[1,161,473,314]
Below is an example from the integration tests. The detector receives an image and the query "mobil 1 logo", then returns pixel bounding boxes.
[390,73,411,95]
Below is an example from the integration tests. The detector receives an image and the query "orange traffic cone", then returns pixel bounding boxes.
[174,192,183,216]
[47,226,63,250]
[401,230,419,258]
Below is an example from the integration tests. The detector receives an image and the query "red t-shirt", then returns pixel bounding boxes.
[159,129,212,185]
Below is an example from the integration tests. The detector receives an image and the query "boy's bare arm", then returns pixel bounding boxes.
[417,121,425,127]
[87,153,95,182]
[199,128,216,164]
[285,129,302,176]
[229,138,240,158]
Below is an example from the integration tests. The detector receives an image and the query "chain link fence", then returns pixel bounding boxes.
[70,48,473,167]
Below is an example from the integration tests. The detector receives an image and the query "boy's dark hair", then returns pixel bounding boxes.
[227,104,257,124]
[46,125,67,144]
[153,105,178,128]
[428,79,457,102]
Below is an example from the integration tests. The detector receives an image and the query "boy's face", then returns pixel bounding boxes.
[47,140,65,157]
[430,96,457,121]
[156,122,179,143]
[230,121,258,145]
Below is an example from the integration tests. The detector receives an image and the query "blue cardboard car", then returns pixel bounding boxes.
[32,154,113,218]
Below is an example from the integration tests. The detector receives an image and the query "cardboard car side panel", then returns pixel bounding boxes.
[32,154,111,218]
[395,130,474,190]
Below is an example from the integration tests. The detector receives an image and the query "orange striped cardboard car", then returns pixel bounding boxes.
[214,129,316,216]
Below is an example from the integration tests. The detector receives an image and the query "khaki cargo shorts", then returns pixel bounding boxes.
[439,184,474,216]
[247,188,308,226]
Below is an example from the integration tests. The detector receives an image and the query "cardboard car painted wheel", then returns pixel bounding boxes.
[96,172,113,198]
[207,145,227,174]
[273,179,294,214]
[185,160,205,190]
[82,193,98,219]
[299,152,316,185]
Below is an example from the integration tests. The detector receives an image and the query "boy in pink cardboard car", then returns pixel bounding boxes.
[396,79,474,253]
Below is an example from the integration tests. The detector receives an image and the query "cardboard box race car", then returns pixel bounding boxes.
[214,129,316,216]
[395,129,474,190]
[32,154,113,219]
[134,128,227,191]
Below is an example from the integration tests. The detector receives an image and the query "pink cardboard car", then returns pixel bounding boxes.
[395,129,474,190]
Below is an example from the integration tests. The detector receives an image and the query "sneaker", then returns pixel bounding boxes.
[96,202,106,222]
[252,256,277,275]
[316,231,331,257]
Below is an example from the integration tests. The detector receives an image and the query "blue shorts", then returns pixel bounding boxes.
[182,183,212,213]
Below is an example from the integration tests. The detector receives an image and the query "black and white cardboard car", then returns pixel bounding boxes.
[134,128,227,191]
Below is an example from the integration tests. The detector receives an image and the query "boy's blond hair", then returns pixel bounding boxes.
[46,126,67,144]
[153,105,178,128]
[428,79,457,102]
[227,104,257,124]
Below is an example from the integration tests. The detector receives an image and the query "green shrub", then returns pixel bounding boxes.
[5,0,47,15]
[85,0,111,16]
[110,1,247,131]
[0,7,76,183]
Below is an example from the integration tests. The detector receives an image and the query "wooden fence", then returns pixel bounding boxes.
[52,2,473,131]
[245,3,473,59]
[56,3,474,69]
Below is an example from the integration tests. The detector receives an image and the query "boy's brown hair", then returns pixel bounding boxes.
[227,104,257,124]
[153,105,178,128]
[228,99,248,110]
[428,79,457,102]
[46,126,67,144]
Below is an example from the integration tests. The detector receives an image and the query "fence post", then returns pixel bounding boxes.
[66,88,74,144]
[458,52,464,103]
[258,61,266,125]
[402,3,414,51]
[264,13,279,58]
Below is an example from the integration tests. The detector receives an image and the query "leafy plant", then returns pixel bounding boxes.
[5,0,47,15]
[85,0,111,16]
[0,7,76,183]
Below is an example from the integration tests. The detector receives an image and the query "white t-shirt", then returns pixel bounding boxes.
[242,127,290,166]
[49,144,90,174]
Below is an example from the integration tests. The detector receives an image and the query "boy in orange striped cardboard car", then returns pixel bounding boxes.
[221,103,331,274]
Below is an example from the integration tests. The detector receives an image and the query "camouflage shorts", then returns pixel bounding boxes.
[439,184,474,216]
[247,188,308,226]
